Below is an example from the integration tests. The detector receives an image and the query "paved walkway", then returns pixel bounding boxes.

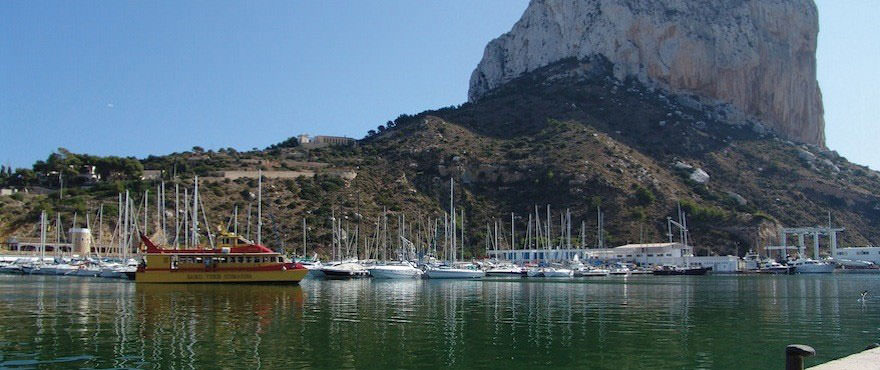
[810,347,880,369]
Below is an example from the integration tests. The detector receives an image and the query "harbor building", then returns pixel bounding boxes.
[834,246,880,264]
[487,242,741,273]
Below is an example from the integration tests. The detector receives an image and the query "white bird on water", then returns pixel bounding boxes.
[859,290,869,303]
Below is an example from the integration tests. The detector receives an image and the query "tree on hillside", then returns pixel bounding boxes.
[11,168,36,187]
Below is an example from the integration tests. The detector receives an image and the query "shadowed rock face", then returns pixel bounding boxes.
[469,0,825,146]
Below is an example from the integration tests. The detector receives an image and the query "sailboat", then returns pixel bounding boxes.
[296,218,324,278]
[367,220,423,279]
[570,255,609,277]
[320,259,370,278]
[425,179,485,279]
[21,211,48,275]
[135,175,308,283]
[485,262,526,276]
[542,263,574,278]
[368,261,423,279]
[319,208,370,279]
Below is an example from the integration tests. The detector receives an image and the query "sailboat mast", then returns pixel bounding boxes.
[162,181,167,243]
[449,178,455,262]
[302,217,307,258]
[596,206,602,248]
[174,183,179,248]
[40,211,46,262]
[460,209,465,261]
[245,202,251,241]
[511,212,515,251]
[494,220,498,253]
[192,177,199,248]
[55,213,60,249]
[257,170,262,246]
[234,205,239,235]
[156,184,161,241]
[567,209,571,251]
[117,193,122,256]
[581,221,585,249]
[98,204,103,255]
[444,212,449,262]
[144,189,148,237]
[124,190,130,259]
[546,205,551,251]
[534,205,541,251]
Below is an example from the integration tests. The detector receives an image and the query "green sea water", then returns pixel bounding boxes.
[0,274,878,369]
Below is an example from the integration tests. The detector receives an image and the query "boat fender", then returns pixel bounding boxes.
[282,266,287,271]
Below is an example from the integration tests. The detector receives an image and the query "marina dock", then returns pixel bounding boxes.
[809,345,880,369]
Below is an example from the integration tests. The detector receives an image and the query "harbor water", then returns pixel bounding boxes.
[0,274,878,369]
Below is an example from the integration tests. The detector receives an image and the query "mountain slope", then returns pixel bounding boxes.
[2,58,878,258]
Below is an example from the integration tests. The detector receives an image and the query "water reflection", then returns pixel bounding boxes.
[134,283,305,369]
[0,275,878,369]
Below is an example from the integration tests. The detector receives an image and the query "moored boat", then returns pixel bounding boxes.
[320,261,370,279]
[297,255,325,278]
[367,262,423,279]
[135,232,308,284]
[757,260,795,274]
[790,258,835,274]
[835,259,880,272]
[652,265,711,276]
[578,266,610,277]
[526,268,544,278]
[485,263,526,277]
[542,265,574,278]
[425,264,485,279]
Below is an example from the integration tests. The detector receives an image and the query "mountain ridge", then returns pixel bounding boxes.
[469,0,825,146]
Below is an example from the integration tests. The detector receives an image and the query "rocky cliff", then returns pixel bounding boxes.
[469,0,825,146]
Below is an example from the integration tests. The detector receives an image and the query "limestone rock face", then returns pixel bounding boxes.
[469,0,825,146]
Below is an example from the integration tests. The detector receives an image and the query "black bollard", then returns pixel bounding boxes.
[786,344,816,370]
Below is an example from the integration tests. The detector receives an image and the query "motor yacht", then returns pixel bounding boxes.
[789,258,834,274]
[757,260,795,274]
[424,264,485,279]
[485,263,525,277]
[542,265,574,278]
[320,261,370,279]
[368,262,423,279]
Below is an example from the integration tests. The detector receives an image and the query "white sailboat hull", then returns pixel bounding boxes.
[543,268,573,278]
[71,267,101,277]
[320,263,369,278]
[368,265,423,279]
[485,267,525,276]
[795,263,835,274]
[425,268,484,279]
[526,269,544,277]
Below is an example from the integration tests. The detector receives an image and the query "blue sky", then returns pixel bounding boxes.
[1,0,877,170]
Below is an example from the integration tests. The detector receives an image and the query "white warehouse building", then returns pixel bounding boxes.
[487,242,742,273]
[834,246,880,264]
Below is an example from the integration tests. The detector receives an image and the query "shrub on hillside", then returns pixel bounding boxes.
[679,199,727,223]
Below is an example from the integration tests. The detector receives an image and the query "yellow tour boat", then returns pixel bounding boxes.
[135,232,308,284]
